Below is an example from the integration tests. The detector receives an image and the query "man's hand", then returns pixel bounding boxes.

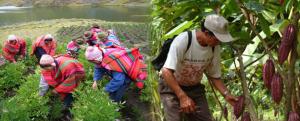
[179,95,196,113]
[92,81,98,90]
[225,93,238,106]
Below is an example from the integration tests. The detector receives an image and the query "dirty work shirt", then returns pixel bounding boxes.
[163,30,221,86]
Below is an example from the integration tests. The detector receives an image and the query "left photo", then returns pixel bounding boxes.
[0,0,152,120]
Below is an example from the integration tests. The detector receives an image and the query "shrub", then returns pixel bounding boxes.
[0,72,63,120]
[71,84,121,120]
[0,62,26,98]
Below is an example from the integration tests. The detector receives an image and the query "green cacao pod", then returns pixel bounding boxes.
[278,24,296,64]
[288,111,299,121]
[271,73,283,104]
[263,59,275,90]
[234,95,245,119]
[241,112,251,121]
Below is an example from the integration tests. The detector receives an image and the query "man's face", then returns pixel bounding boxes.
[204,31,220,46]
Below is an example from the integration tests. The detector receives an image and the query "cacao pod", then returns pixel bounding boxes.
[278,24,296,64]
[288,111,299,121]
[282,24,296,46]
[241,112,251,121]
[271,73,283,104]
[234,95,245,119]
[278,43,291,64]
[262,59,275,90]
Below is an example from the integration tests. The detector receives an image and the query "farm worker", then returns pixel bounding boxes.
[2,35,27,63]
[66,39,81,59]
[38,42,81,96]
[84,31,98,46]
[39,54,85,108]
[159,14,238,121]
[85,46,146,102]
[90,23,104,33]
[30,34,57,61]
[97,30,123,48]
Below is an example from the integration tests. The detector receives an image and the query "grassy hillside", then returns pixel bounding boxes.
[0,18,150,56]
[0,0,150,6]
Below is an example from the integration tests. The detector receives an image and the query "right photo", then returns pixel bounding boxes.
[149,0,299,121]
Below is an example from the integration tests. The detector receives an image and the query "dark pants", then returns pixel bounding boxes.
[63,93,73,108]
[159,78,213,121]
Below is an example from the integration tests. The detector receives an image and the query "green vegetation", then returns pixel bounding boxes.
[0,0,150,7]
[0,18,150,120]
[150,0,300,121]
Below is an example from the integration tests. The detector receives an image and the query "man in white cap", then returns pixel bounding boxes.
[160,14,237,121]
[2,34,27,63]
[30,34,57,61]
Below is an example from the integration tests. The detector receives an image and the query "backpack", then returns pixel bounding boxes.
[151,31,192,71]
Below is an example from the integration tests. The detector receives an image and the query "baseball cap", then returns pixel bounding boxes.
[204,14,233,42]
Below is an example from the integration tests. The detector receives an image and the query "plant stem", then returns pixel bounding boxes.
[285,11,299,121]
[208,80,229,121]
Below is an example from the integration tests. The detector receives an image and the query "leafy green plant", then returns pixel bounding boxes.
[0,73,50,120]
[71,84,121,120]
[0,72,65,121]
[0,62,26,98]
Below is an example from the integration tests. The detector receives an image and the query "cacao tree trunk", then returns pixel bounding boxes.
[284,11,299,121]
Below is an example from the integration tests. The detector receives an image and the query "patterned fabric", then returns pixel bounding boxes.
[54,56,85,93]
[101,47,147,87]
[2,36,26,62]
[31,35,57,56]
[41,56,85,98]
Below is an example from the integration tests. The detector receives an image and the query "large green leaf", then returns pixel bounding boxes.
[245,1,264,13]
[162,18,195,39]
[258,13,271,37]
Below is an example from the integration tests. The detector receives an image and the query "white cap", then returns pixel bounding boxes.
[45,34,53,39]
[7,35,17,41]
[204,14,233,42]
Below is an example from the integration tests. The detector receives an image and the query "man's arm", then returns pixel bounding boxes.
[210,78,237,106]
[161,67,196,113]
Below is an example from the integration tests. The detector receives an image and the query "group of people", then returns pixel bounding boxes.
[2,24,147,115]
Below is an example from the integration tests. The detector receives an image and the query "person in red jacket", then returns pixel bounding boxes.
[39,54,85,108]
[84,31,98,46]
[30,34,57,61]
[66,40,81,59]
[2,35,27,63]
